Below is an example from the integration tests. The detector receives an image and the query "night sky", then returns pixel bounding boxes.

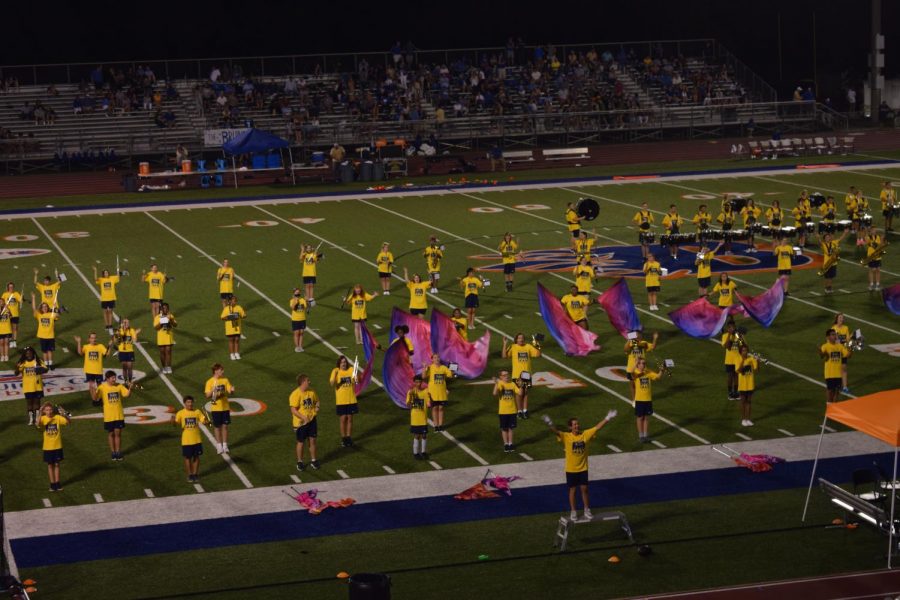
[5,0,895,101]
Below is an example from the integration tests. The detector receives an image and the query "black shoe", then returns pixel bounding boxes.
[421,452,429,460]
[414,453,422,460]
[341,437,349,447]
[521,412,530,420]
[310,460,321,470]
[346,437,354,447]
[296,461,306,472]
[116,453,124,461]
[111,452,117,461]
[508,444,515,453]
[504,444,512,453]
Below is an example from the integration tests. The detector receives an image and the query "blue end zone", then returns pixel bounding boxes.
[11,452,891,568]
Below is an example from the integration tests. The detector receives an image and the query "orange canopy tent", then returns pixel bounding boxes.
[802,389,900,567]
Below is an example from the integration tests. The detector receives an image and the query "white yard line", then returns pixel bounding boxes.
[93,493,104,503]
[607,445,623,453]
[735,432,753,441]
[290,475,301,483]
[144,489,155,498]
[382,465,396,475]
[429,461,443,470]
[194,484,205,493]
[519,453,534,461]
[32,217,254,489]
[337,469,350,479]
[777,429,795,437]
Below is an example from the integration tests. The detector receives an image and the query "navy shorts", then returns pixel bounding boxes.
[303,276,316,285]
[725,364,736,373]
[85,373,103,384]
[104,420,125,432]
[410,308,427,316]
[465,294,479,309]
[0,333,9,340]
[646,286,660,293]
[698,277,711,288]
[634,401,654,417]
[40,338,55,352]
[295,418,318,441]
[101,300,116,309]
[182,443,203,458]
[336,404,359,416]
[118,352,135,362]
[410,425,428,435]
[211,411,231,427]
[778,269,792,276]
[868,260,882,269]
[292,320,307,331]
[351,318,366,323]
[430,399,447,407]
[571,230,581,239]
[503,263,515,275]
[10,317,18,324]
[25,391,44,401]
[566,471,588,487]
[499,414,517,430]
[43,449,64,464]
[150,298,162,304]
[379,272,392,279]
[824,265,837,279]
[826,377,842,391]
[226,333,241,340]
[220,292,233,300]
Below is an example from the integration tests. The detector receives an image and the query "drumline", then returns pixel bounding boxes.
[639,215,872,246]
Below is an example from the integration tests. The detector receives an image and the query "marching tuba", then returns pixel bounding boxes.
[817,253,839,276]
[860,241,889,264]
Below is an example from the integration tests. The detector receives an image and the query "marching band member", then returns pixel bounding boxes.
[662,204,684,259]
[773,234,794,295]
[864,226,884,291]
[573,256,596,295]
[114,318,140,383]
[493,370,523,453]
[791,196,812,247]
[451,308,468,342]
[633,202,655,258]
[565,202,583,249]
[153,302,176,374]
[93,370,134,461]
[740,198,761,253]
[721,320,741,401]
[643,253,662,311]
[375,242,394,295]
[300,244,322,306]
[221,295,246,360]
[93,266,120,334]
[345,284,378,345]
[216,259,235,308]
[560,285,590,330]
[31,293,58,368]
[173,395,208,483]
[290,288,308,352]
[574,230,595,262]
[0,298,10,362]
[38,401,70,491]
[403,268,431,318]
[765,199,784,232]
[817,229,848,295]
[736,345,758,427]
[205,363,234,454]
[712,272,736,308]
[717,195,737,255]
[2,282,22,348]
[498,232,521,292]
[631,357,667,443]
[844,186,863,244]
[692,204,713,243]
[819,195,838,232]
[502,333,541,420]
[289,375,321,471]
[820,328,851,403]
[424,353,454,432]
[17,346,47,426]
[406,375,432,459]
[329,355,359,447]
[391,324,414,361]
[423,236,444,293]
[880,181,896,232]
[695,241,723,297]
[141,264,168,317]
[624,330,658,399]
[459,267,484,329]
[34,268,61,307]
[831,313,852,394]
[75,332,109,403]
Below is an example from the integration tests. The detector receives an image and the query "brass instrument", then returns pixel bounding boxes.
[531,333,544,350]
[817,253,839,276]
[860,241,889,264]
[655,359,674,377]
[848,329,865,352]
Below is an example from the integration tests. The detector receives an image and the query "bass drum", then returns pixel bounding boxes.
[576,198,600,221]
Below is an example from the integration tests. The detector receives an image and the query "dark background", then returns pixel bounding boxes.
[4,0,895,101]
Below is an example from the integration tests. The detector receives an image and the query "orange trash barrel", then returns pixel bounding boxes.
[181,160,192,173]
[139,162,150,175]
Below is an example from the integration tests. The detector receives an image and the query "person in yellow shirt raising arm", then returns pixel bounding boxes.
[424,353,454,432]
[221,295,247,360]
[502,333,541,419]
[92,370,134,461]
[543,409,616,521]
[643,253,662,311]
[345,284,379,345]
[74,332,110,403]
[153,303,177,374]
[0,298,11,362]
[493,370,523,453]
[92,265,120,335]
[113,318,141,384]
[573,256,596,295]
[631,357,668,443]
[624,330,659,398]
[820,328,851,403]
[423,236,444,293]
[38,401,71,492]
[34,268,61,307]
[736,345,759,427]
[2,282,23,349]
[173,395,208,483]
[289,374,321,471]
[375,242,394,295]
[404,268,431,318]
[406,375,432,459]
[560,285,590,330]
[31,293,59,368]
[205,363,235,455]
[498,232,522,292]
[694,241,723,297]
[289,288,309,353]
[330,355,359,447]
[141,264,169,317]
[216,259,236,308]
[459,268,484,329]
[300,243,323,306]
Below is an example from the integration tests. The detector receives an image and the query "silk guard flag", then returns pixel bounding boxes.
[883,283,900,316]
[668,297,743,339]
[597,278,642,337]
[382,339,414,408]
[390,307,431,374]
[735,277,786,328]
[536,282,600,356]
[354,322,379,396]
[430,308,490,378]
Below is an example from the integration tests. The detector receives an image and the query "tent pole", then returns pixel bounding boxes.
[802,414,829,522]
[889,449,898,568]
[233,156,238,189]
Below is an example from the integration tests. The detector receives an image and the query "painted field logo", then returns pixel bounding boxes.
[472,243,817,278]
[71,398,268,425]
[0,249,51,260]
[0,368,147,402]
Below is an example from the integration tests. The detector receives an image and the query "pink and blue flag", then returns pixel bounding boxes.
[430,308,490,378]
[382,339,414,408]
[536,282,600,356]
[597,278,642,337]
[884,283,900,316]
[389,307,432,374]
[735,277,786,328]
[668,297,740,339]
[354,322,379,396]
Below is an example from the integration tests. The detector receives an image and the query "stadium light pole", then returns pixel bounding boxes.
[870,0,883,122]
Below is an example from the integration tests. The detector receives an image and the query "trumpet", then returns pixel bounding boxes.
[54,404,72,418]
[848,329,865,352]
[656,359,674,376]
[860,241,888,264]
[749,351,770,365]
[531,333,544,349]
[817,253,839,276]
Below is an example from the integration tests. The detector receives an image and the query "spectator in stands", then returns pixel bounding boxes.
[391,41,403,66]
[73,96,84,115]
[210,66,222,83]
[175,144,189,164]
[792,86,802,101]
[801,87,815,102]
[46,84,59,97]
[330,143,346,167]
[489,144,505,172]
[91,65,104,89]
[18,102,34,121]
[846,88,857,112]
[165,82,179,101]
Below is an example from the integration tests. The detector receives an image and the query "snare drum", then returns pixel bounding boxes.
[861,213,873,227]
[748,224,763,235]
[836,219,853,232]
[779,226,797,239]
[659,234,671,246]
[758,225,773,237]
[727,229,750,241]
[804,222,816,234]
[707,229,724,241]
[818,222,836,234]
[639,232,656,245]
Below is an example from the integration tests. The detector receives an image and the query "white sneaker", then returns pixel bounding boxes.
[223,444,230,453]
[569,510,578,521]
[741,419,748,427]
[295,346,303,353]
[745,419,754,426]
[217,445,224,455]
[235,353,241,360]
[583,509,593,521]
[468,325,475,330]
[9,340,16,348]
[28,412,34,426]
[383,290,390,295]
[431,288,438,294]
[229,353,235,360]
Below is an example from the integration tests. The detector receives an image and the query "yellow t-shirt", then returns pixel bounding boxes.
[154,313,176,345]
[737,356,757,392]
[35,311,57,339]
[560,293,589,322]
[717,210,736,227]
[574,238,594,259]
[18,359,44,393]
[406,388,431,426]
[821,240,839,259]
[625,340,653,373]
[289,388,320,428]
[509,343,539,378]
[407,281,431,310]
[301,252,318,278]
[96,275,120,302]
[713,280,736,307]
[633,210,654,229]
[844,194,859,216]
[832,324,850,345]
[221,305,246,336]
[866,235,883,260]
[376,251,394,274]
[820,202,837,221]
[330,367,357,406]
[881,188,897,211]
[766,207,784,225]
[423,246,443,273]
[499,241,519,264]
[662,213,683,232]
[696,250,715,279]
[496,381,519,415]
[144,272,166,301]
[175,409,207,445]
[81,343,107,375]
[116,327,137,353]
[721,332,741,365]
[205,376,232,412]
[565,208,581,232]
[792,205,810,226]
[452,316,468,341]
[36,281,60,303]
[40,414,67,450]
[741,206,761,226]
[1,291,22,317]
[391,336,414,356]
[775,244,794,271]
[693,211,712,230]
[461,276,483,296]
[558,426,599,473]
[821,342,848,378]
[573,264,594,293]
[0,311,10,335]
[290,297,308,322]
[217,267,235,294]
[348,293,375,321]
[643,261,661,288]
[425,364,454,401]
[632,370,660,402]
[99,382,130,422]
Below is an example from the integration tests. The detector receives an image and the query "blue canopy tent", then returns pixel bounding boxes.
[221,129,292,188]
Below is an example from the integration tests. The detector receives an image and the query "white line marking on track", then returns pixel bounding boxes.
[429,460,443,470]
[373,323,382,329]
[357,243,365,247]
[607,445,623,453]
[194,484,205,493]
[651,440,667,449]
[290,475,301,483]
[176,254,182,258]
[203,336,212,342]
[229,251,236,255]
[382,465,396,474]
[519,453,534,461]
[778,428,795,437]
[42,498,52,508]
[839,289,852,294]
[255,249,262,254]
[339,326,347,332]
[408,239,416,243]
[144,488,155,498]
[809,291,821,296]
[94,493,104,503]
[735,432,753,441]
[272,331,280,337]
[503,314,513,319]
[61,347,69,353]
[282,248,288,252]
[337,469,350,479]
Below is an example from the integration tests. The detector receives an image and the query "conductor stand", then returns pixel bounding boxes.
[553,510,634,552]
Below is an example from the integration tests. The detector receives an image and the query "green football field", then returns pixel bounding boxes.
[2,159,899,598]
